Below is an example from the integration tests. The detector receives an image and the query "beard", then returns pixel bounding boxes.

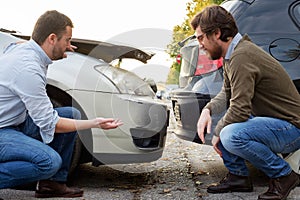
[52,46,65,60]
[207,44,222,60]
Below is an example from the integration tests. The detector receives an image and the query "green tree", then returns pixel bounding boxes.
[166,0,224,84]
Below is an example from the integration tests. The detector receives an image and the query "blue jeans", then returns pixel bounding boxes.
[219,117,300,178]
[0,107,81,189]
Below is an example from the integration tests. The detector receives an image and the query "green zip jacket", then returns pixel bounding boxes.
[204,35,300,136]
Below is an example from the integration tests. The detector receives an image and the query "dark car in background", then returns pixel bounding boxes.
[170,0,300,171]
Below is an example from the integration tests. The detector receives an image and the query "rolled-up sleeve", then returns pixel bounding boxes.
[12,64,59,144]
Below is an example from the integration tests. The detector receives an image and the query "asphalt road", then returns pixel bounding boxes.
[1,115,300,200]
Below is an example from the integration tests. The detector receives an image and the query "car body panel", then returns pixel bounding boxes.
[222,0,300,79]
[48,52,119,93]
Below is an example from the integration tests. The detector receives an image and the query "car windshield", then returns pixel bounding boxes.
[95,65,155,97]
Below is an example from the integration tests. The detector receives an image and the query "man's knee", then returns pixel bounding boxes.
[71,107,81,120]
[55,107,81,120]
[220,124,243,151]
[38,147,62,179]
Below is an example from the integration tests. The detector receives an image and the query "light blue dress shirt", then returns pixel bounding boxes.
[224,32,243,60]
[0,39,59,144]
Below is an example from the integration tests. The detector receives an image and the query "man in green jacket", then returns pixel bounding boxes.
[194,5,300,200]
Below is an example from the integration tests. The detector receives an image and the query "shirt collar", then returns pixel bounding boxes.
[28,39,53,66]
[224,32,243,60]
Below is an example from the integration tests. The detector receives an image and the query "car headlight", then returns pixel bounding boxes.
[95,65,155,97]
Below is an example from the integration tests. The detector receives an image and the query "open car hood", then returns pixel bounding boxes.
[1,28,154,63]
[71,38,154,63]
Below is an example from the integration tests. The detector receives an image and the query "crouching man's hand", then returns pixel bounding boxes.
[94,118,123,130]
[212,135,222,157]
[55,117,123,133]
[197,108,212,144]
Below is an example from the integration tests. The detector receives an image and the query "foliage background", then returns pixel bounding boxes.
[166,0,224,84]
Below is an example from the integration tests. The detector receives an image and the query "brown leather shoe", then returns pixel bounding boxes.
[35,180,83,198]
[207,172,253,193]
[258,170,300,200]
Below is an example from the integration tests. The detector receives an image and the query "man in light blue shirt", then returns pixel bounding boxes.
[0,35,58,144]
[0,10,122,198]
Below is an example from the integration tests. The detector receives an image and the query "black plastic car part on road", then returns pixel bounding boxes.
[170,0,300,145]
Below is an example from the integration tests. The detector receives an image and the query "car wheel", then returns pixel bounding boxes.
[48,90,83,177]
[68,134,83,177]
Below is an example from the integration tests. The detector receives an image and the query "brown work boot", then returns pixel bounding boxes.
[35,180,83,198]
[258,171,300,200]
[207,172,253,193]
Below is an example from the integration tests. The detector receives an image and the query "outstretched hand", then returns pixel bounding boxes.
[95,118,123,130]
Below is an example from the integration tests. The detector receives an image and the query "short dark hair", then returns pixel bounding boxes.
[31,10,73,45]
[191,5,238,42]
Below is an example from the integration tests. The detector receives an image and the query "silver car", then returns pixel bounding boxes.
[0,29,170,174]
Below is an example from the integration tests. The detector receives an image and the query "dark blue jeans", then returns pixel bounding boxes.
[0,107,81,189]
[219,117,300,178]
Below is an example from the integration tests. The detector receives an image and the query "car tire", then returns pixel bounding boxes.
[68,135,83,177]
[48,91,83,178]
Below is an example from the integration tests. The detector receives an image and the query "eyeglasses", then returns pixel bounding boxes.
[196,33,206,43]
